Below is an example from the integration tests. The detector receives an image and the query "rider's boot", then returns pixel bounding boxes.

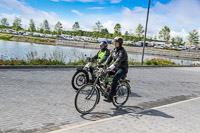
[103,95,113,103]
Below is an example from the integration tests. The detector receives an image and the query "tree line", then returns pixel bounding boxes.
[0,17,199,46]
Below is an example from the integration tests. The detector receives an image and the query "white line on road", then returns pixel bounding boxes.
[48,115,122,133]
[152,96,200,110]
[47,96,200,133]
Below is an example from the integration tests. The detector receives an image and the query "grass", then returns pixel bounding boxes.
[0,59,65,65]
[145,58,177,66]
[66,60,87,65]
[0,57,177,66]
[0,51,66,66]
[0,33,13,41]
[65,58,177,66]
[0,33,56,45]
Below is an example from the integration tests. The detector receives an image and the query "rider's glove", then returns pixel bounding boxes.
[86,57,91,61]
[108,64,115,70]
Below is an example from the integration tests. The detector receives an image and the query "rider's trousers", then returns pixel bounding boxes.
[110,68,128,96]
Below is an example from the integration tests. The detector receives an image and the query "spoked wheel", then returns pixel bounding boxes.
[112,82,130,108]
[75,84,99,114]
[71,70,88,91]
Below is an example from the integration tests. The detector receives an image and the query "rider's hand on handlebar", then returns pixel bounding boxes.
[106,67,111,71]
[108,64,115,70]
[86,57,91,61]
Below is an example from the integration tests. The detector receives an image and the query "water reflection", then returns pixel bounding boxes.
[0,40,197,65]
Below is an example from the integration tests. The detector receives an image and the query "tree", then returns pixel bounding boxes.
[1,18,9,28]
[72,22,80,31]
[28,19,36,32]
[148,36,153,42]
[12,18,22,31]
[54,21,62,35]
[77,30,83,36]
[175,36,184,46]
[188,30,199,46]
[159,26,170,43]
[43,19,50,34]
[93,21,103,32]
[38,23,44,33]
[124,31,129,41]
[154,36,157,41]
[171,37,175,46]
[135,24,144,41]
[101,28,109,38]
[113,23,122,37]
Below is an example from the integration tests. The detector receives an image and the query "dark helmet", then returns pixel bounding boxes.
[99,41,108,48]
[113,36,123,46]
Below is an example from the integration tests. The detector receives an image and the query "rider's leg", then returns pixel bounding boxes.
[104,68,127,102]
[110,68,128,97]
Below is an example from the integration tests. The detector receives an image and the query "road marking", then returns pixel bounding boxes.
[152,96,200,110]
[48,96,200,133]
[48,115,122,133]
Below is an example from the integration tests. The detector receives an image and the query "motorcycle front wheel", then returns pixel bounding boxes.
[71,70,89,91]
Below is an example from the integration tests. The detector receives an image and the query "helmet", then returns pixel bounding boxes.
[99,41,108,48]
[113,36,123,46]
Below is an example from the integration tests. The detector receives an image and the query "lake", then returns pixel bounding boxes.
[0,40,196,65]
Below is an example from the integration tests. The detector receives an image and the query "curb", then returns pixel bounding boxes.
[0,65,79,69]
[0,65,199,69]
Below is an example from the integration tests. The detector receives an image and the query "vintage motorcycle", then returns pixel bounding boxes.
[71,57,97,90]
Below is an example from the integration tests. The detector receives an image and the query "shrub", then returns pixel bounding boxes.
[66,60,87,65]
[145,58,176,66]
[0,34,12,40]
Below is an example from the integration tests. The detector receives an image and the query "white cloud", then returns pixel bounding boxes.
[50,0,116,3]
[51,0,100,2]
[103,20,117,33]
[71,10,83,16]
[88,7,105,9]
[1,0,200,42]
[110,0,122,4]
[118,0,200,42]
[0,0,72,30]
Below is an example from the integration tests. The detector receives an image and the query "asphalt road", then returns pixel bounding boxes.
[0,67,200,133]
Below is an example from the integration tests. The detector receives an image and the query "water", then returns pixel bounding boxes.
[0,40,197,65]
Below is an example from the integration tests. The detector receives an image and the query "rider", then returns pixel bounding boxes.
[104,36,129,102]
[92,41,110,64]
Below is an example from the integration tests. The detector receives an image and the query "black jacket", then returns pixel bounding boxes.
[105,47,128,70]
[92,48,110,64]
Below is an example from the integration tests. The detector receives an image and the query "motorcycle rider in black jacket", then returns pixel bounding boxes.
[104,36,128,102]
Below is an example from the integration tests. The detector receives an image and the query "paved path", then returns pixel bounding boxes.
[0,67,200,133]
[49,97,200,133]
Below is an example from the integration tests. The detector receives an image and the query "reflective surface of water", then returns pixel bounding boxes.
[0,40,196,65]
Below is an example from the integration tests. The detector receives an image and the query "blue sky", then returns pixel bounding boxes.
[0,0,200,41]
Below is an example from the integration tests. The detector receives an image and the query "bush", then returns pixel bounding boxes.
[145,58,177,66]
[0,51,66,66]
[66,60,87,65]
[0,58,65,66]
[128,59,141,65]
[0,34,12,40]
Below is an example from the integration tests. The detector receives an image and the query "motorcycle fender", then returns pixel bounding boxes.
[76,66,84,70]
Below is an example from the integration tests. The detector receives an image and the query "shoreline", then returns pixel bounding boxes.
[0,65,199,69]
[56,39,200,60]
[1,33,200,60]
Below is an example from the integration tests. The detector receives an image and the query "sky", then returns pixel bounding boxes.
[0,0,200,41]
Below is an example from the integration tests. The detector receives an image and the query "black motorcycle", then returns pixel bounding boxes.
[71,57,97,90]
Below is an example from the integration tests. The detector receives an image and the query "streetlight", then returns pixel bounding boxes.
[141,0,151,65]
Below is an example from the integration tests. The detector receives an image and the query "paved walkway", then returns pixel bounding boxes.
[49,97,200,133]
[0,67,200,133]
